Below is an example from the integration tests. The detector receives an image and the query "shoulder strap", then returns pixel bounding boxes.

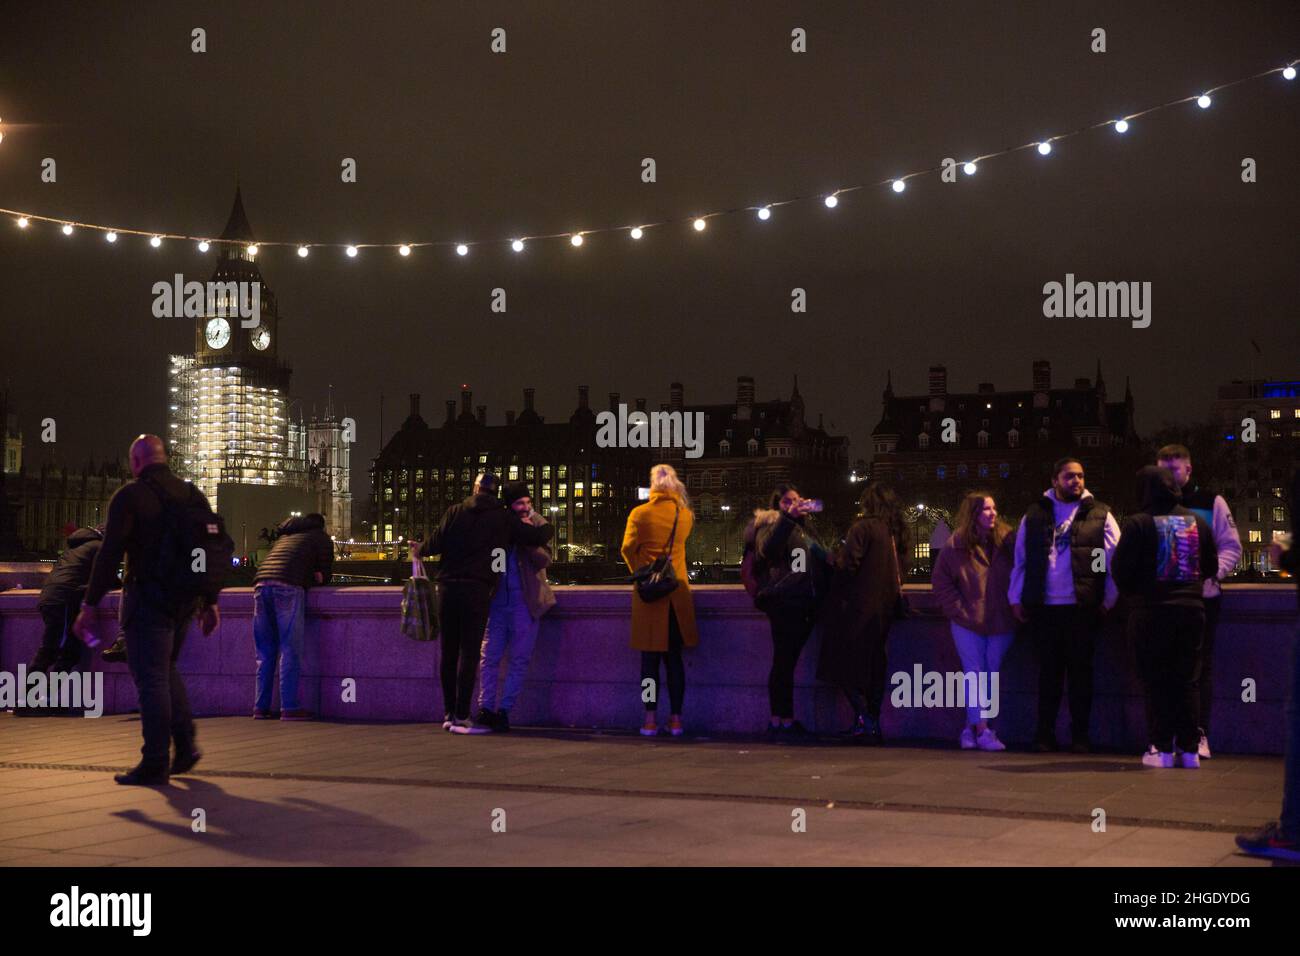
[664,503,680,554]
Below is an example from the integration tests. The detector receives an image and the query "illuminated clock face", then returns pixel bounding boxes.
[251,327,271,351]
[205,318,231,349]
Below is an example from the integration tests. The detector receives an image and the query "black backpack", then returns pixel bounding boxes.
[141,475,235,612]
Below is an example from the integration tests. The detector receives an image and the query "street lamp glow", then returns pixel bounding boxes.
[1197,93,1212,109]
[106,231,117,243]
[346,245,358,257]
[1037,141,1052,155]
[891,179,906,193]
[197,240,209,252]
[1114,119,1129,133]
[398,244,411,257]
[150,235,162,247]
[62,223,73,235]
[693,217,706,231]
[824,194,839,208]
[511,239,525,252]
[570,233,584,246]
[297,245,309,257]
[963,162,977,175]
[246,244,258,256]
[1285,66,1297,81]
[456,243,469,256]
[16,216,28,228]
[757,206,771,220]
[629,227,643,240]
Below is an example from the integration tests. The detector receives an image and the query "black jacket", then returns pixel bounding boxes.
[1113,467,1218,608]
[254,514,334,589]
[424,493,553,588]
[39,527,107,608]
[85,463,219,614]
[1283,468,1300,605]
[748,509,829,612]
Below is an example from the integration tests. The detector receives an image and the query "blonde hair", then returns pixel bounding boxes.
[649,463,690,509]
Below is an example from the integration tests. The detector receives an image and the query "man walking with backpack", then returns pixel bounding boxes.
[74,435,229,786]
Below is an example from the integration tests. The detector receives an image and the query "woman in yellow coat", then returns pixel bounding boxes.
[621,463,699,737]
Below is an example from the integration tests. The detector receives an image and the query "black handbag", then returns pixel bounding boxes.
[631,504,680,603]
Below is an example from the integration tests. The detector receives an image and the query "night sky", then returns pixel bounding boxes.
[1,1,1297,492]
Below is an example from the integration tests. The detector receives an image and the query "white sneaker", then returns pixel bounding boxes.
[441,714,454,732]
[1198,734,1212,759]
[976,728,1006,752]
[1141,746,1174,769]
[448,718,474,734]
[1177,750,1201,769]
[959,727,976,750]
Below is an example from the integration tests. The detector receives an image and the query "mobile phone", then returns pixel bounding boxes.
[802,499,824,513]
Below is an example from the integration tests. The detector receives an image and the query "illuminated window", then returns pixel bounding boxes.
[1249,530,1263,543]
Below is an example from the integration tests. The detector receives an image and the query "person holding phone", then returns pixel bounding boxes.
[746,483,829,738]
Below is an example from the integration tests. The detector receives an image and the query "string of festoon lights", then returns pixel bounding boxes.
[2,59,1297,259]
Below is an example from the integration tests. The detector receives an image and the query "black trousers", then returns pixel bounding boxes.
[641,606,686,713]
[33,603,84,670]
[765,606,816,718]
[1029,603,1102,744]
[438,582,493,720]
[1133,604,1204,753]
[1198,596,1221,733]
[124,598,197,769]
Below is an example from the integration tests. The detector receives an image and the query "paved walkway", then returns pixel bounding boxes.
[0,713,1287,866]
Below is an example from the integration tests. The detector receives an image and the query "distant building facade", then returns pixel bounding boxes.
[664,376,852,564]
[372,388,653,561]
[869,360,1143,571]
[1210,378,1299,573]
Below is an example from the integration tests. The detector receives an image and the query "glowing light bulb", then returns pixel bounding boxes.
[757,206,771,220]
[346,245,358,257]
[456,244,469,256]
[824,195,838,208]
[106,231,118,243]
[1037,141,1052,155]
[693,218,706,231]
[198,240,209,252]
[1197,94,1211,109]
[150,235,162,247]
[629,227,643,240]
[16,216,29,228]
[511,239,524,252]
[297,245,309,257]
[1285,66,1297,81]
[570,234,584,246]
[891,179,906,193]
[963,162,977,175]
[62,224,73,235]
[1114,119,1129,133]
[247,244,258,256]
[399,244,411,256]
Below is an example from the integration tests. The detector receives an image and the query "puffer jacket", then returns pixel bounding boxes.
[748,509,830,612]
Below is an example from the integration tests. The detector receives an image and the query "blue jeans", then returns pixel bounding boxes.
[950,622,1013,726]
[253,583,306,712]
[478,600,540,714]
[1282,619,1300,836]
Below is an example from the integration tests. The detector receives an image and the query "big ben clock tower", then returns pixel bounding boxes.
[168,188,293,512]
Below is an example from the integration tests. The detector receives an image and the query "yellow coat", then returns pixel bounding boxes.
[621,491,699,651]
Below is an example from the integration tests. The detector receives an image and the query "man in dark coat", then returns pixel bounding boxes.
[73,435,220,786]
[413,473,553,732]
[30,526,109,673]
